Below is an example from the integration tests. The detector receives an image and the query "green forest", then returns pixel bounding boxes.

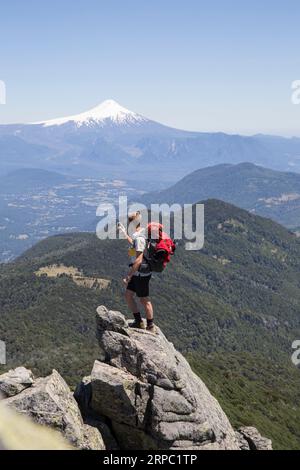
[1,199,300,449]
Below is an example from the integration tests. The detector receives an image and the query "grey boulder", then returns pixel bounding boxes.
[5,369,105,450]
[80,305,241,450]
[0,367,34,398]
[237,427,273,450]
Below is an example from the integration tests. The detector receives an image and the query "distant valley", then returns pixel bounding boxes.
[2,162,300,262]
[0,168,143,262]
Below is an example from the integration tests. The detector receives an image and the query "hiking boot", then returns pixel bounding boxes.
[129,320,146,329]
[146,323,157,334]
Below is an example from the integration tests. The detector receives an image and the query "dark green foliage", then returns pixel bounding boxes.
[187,352,300,450]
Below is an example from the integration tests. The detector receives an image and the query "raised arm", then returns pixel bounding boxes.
[117,222,133,245]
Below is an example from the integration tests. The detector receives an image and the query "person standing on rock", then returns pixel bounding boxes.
[118,211,155,332]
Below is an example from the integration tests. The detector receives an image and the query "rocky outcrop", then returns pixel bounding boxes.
[0,306,272,451]
[236,427,273,451]
[77,306,241,450]
[0,367,34,397]
[1,368,104,450]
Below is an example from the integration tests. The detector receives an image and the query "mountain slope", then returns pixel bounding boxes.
[140,162,300,228]
[1,200,300,448]
[0,168,70,193]
[2,100,300,180]
[0,135,54,176]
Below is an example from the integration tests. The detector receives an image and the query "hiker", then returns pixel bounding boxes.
[118,212,155,332]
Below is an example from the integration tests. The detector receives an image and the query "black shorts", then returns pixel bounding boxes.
[127,275,151,298]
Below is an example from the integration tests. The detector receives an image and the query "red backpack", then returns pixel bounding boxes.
[145,223,176,272]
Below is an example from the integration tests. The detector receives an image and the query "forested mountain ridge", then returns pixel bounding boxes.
[140,162,300,228]
[1,199,300,448]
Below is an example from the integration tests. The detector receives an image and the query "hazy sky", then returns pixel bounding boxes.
[1,0,300,135]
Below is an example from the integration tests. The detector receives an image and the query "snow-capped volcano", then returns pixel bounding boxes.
[1,98,300,183]
[33,99,148,128]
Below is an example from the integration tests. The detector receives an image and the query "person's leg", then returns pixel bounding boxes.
[140,296,153,321]
[137,275,155,331]
[125,284,145,329]
[140,297,155,332]
[125,288,139,314]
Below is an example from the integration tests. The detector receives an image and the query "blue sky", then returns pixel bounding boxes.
[1,0,300,135]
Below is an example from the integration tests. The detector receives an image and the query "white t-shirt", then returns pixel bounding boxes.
[129,228,150,277]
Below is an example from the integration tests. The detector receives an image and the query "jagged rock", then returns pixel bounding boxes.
[4,369,105,450]
[75,375,119,450]
[235,431,250,450]
[0,367,34,397]
[90,361,150,427]
[80,305,241,450]
[0,306,273,451]
[237,427,273,450]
